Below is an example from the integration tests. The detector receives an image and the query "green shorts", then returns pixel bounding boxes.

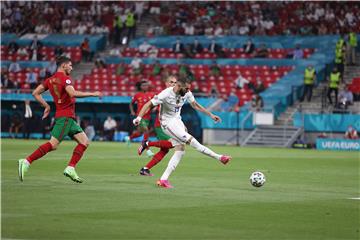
[51,117,83,142]
[155,127,171,140]
[139,119,150,129]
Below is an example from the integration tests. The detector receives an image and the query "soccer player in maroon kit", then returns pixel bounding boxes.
[18,56,102,183]
[127,80,154,156]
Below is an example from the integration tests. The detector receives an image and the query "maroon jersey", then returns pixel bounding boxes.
[43,72,76,119]
[132,92,154,120]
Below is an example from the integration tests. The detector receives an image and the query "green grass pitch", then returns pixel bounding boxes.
[2,139,359,239]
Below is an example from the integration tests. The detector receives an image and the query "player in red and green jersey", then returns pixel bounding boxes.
[127,80,154,157]
[18,56,102,183]
[138,76,177,176]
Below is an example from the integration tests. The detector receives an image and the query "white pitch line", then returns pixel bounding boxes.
[348,197,360,200]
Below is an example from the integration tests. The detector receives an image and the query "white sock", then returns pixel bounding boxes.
[160,151,185,180]
[24,159,30,166]
[189,138,221,160]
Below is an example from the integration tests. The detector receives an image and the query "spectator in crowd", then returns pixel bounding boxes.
[148,46,158,58]
[17,46,28,57]
[8,40,19,54]
[209,60,221,76]
[234,73,250,89]
[103,116,117,141]
[253,44,269,58]
[183,22,195,35]
[191,81,203,96]
[289,44,304,59]
[125,10,136,41]
[139,40,152,53]
[109,47,122,56]
[113,16,124,45]
[25,70,38,89]
[344,125,358,139]
[29,35,42,51]
[149,1,161,14]
[213,24,224,36]
[348,31,357,65]
[130,54,143,75]
[327,66,341,106]
[209,83,219,98]
[337,84,353,110]
[189,38,203,55]
[243,39,255,54]
[251,94,264,112]
[81,38,91,62]
[46,60,57,76]
[135,1,145,22]
[115,62,126,76]
[249,77,265,94]
[94,54,106,68]
[9,109,23,139]
[208,39,225,58]
[1,68,14,89]
[152,60,162,76]
[39,67,47,81]
[300,65,316,102]
[179,63,195,82]
[172,38,185,54]
[54,46,64,57]
[23,100,33,139]
[8,60,21,73]
[84,120,96,141]
[335,35,346,78]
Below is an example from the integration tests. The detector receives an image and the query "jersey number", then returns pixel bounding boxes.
[50,78,62,104]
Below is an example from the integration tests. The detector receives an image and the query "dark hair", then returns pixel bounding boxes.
[56,56,71,68]
[136,80,148,91]
[177,76,191,86]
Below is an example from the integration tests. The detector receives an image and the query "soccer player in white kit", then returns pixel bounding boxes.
[133,77,231,188]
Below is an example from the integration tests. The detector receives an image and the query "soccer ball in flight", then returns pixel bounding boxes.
[249,171,266,187]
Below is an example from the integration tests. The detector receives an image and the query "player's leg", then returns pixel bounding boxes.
[18,117,72,182]
[63,120,89,183]
[139,147,169,176]
[18,136,59,182]
[166,118,231,164]
[138,119,154,157]
[157,144,185,188]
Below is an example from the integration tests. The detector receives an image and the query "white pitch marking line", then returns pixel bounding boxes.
[348,197,360,200]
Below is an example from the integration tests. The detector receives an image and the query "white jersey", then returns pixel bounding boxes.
[151,87,195,123]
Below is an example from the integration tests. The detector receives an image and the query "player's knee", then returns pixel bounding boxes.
[49,141,58,150]
[175,144,185,151]
[80,140,90,148]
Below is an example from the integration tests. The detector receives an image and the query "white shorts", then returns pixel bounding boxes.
[161,118,192,146]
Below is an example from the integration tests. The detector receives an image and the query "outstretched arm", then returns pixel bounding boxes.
[65,85,102,98]
[32,84,51,119]
[190,100,221,123]
[133,100,153,126]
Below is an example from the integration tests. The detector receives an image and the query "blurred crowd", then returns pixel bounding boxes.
[156,1,359,36]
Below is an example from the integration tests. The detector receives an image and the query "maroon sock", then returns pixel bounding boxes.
[26,142,53,164]
[130,131,142,140]
[145,148,169,169]
[143,132,149,141]
[68,144,87,167]
[148,140,173,149]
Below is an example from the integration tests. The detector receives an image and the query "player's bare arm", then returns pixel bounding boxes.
[65,85,102,98]
[133,100,153,126]
[190,100,221,123]
[33,84,51,119]
[129,101,136,116]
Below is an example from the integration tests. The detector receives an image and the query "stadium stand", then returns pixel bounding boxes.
[1,1,359,147]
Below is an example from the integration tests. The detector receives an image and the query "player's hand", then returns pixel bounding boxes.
[130,110,136,116]
[211,114,221,123]
[133,116,142,126]
[42,106,50,120]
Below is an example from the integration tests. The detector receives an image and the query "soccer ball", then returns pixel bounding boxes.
[249,171,266,187]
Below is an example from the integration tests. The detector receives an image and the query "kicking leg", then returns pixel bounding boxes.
[188,137,231,164]
[18,137,59,182]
